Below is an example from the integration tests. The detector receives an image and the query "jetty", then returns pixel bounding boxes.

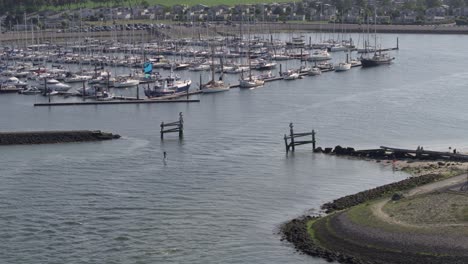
[0,130,120,145]
[315,145,468,161]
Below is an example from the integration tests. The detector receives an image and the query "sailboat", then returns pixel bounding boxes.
[360,9,395,67]
[335,54,352,72]
[239,45,264,89]
[361,52,394,67]
[201,46,230,94]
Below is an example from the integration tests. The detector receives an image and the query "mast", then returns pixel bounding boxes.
[211,45,215,83]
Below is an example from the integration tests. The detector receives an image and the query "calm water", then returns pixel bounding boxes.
[1,33,467,263]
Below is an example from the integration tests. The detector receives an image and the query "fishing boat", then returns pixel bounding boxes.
[144,70,192,98]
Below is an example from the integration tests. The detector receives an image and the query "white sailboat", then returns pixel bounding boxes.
[201,47,230,94]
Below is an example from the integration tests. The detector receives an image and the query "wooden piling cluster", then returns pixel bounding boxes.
[312,144,468,162]
[160,112,184,139]
[283,123,316,153]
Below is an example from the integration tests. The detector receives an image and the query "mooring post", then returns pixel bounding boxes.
[160,122,164,139]
[397,37,399,50]
[284,134,289,153]
[178,112,184,138]
[289,122,295,152]
[199,74,202,90]
[82,81,86,101]
[312,129,316,151]
[280,64,282,76]
[106,71,110,91]
[136,85,140,100]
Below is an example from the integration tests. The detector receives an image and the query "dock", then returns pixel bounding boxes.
[34,98,200,106]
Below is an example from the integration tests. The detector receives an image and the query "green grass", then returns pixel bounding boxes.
[461,207,468,222]
[306,218,318,240]
[346,200,434,234]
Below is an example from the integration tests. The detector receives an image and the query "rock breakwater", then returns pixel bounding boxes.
[0,130,120,145]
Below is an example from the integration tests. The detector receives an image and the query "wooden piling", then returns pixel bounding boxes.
[160,112,184,140]
[82,81,86,101]
[178,112,183,138]
[160,121,165,139]
[283,123,317,153]
[137,85,140,100]
[289,123,295,152]
[312,129,316,150]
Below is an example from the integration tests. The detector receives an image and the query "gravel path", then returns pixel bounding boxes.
[372,174,468,228]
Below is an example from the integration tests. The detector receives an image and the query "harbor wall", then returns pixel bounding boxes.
[0,130,120,145]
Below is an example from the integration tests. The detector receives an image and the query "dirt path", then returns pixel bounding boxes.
[371,174,468,228]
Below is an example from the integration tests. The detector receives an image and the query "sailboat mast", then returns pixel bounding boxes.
[211,45,215,82]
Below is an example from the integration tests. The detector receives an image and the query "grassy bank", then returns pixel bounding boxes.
[282,161,468,264]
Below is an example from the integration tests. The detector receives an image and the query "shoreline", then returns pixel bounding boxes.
[2,22,468,44]
[281,158,468,264]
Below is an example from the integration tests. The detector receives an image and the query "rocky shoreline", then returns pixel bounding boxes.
[281,160,468,264]
[0,130,120,145]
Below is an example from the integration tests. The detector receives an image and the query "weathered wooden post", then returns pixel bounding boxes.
[312,129,316,151]
[289,122,295,152]
[160,121,165,139]
[82,81,86,101]
[284,134,289,153]
[178,112,184,138]
[106,70,110,91]
[136,84,140,100]
[199,74,202,90]
[280,64,282,76]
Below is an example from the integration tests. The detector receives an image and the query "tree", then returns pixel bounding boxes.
[140,0,149,8]
[426,0,442,8]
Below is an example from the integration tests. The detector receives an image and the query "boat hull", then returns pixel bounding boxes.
[145,80,191,98]
[361,58,394,67]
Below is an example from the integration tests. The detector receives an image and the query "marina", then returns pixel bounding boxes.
[0,23,399,107]
[2,31,468,264]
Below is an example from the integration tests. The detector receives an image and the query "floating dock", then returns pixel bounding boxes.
[34,98,200,106]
